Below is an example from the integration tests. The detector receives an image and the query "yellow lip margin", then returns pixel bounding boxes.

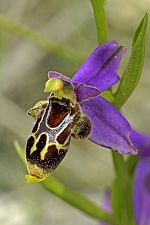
[25,161,50,184]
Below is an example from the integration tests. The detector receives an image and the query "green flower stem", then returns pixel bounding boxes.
[0,15,85,63]
[112,152,127,179]
[111,152,134,223]
[15,142,121,225]
[43,178,121,225]
[91,0,108,44]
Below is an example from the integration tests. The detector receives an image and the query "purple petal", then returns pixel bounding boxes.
[130,129,150,158]
[99,189,112,225]
[72,41,126,92]
[134,159,150,225]
[74,83,100,102]
[80,96,137,155]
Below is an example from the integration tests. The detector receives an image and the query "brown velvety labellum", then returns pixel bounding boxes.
[48,101,70,127]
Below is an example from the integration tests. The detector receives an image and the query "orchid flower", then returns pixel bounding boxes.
[47,41,138,155]
[26,40,140,183]
[25,39,150,224]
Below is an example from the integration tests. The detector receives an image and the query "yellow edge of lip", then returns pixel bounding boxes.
[25,174,44,184]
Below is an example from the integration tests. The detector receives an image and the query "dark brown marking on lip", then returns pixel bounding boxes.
[30,173,41,179]
[27,133,47,163]
[59,149,68,156]
[32,117,41,133]
[57,124,72,144]
[43,145,68,171]
[26,136,34,156]
[34,104,52,139]
[47,98,71,128]
[36,133,47,153]
[27,144,69,172]
[45,145,58,159]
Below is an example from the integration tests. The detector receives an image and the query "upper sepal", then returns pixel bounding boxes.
[72,41,126,92]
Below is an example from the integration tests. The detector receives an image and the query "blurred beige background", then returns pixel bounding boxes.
[0,0,149,225]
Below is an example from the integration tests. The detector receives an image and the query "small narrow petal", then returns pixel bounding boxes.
[74,83,100,102]
[80,96,137,155]
[72,41,126,92]
[134,159,150,225]
[130,129,150,158]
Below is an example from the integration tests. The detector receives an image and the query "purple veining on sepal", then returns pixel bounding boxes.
[80,96,137,155]
[72,41,126,92]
